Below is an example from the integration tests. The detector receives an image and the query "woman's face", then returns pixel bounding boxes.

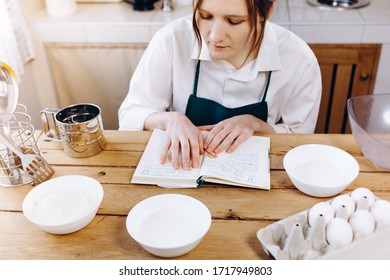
[196,0,254,68]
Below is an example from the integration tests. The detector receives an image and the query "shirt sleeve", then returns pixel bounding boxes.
[118,29,174,131]
[271,58,322,134]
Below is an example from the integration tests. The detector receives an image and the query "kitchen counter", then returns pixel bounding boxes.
[27,0,390,44]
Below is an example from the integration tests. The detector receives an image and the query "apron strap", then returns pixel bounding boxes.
[261,71,272,103]
[192,60,201,97]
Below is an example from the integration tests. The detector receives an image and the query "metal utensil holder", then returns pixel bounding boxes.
[0,104,42,187]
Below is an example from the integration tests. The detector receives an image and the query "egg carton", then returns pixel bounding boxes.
[256,188,390,259]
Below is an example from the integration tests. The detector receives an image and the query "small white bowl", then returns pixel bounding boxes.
[22,175,104,234]
[283,144,359,197]
[126,194,211,258]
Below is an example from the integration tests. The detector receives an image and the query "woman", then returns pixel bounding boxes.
[119,0,322,170]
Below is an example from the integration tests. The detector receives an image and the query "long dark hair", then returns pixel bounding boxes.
[192,0,275,63]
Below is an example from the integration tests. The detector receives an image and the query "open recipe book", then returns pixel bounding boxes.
[131,129,270,189]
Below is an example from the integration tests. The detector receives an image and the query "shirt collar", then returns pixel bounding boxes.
[255,22,282,72]
[232,22,282,81]
[190,21,282,81]
[191,37,212,61]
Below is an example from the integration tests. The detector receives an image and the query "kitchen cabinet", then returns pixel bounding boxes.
[310,44,382,134]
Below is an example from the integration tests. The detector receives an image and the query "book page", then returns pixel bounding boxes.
[131,129,201,188]
[199,136,270,189]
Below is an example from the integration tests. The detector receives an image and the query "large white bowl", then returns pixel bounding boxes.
[347,94,390,170]
[283,144,359,197]
[126,194,211,258]
[22,175,104,234]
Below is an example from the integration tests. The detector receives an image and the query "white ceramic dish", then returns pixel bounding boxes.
[126,194,211,258]
[22,175,104,234]
[283,144,359,197]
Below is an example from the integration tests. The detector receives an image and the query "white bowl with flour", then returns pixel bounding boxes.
[283,144,359,197]
[22,175,104,234]
[126,194,211,257]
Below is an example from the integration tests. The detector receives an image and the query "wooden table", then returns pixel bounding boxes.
[0,131,389,260]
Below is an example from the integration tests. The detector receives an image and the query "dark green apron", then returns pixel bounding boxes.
[185,61,272,126]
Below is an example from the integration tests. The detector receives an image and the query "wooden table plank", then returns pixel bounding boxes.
[2,181,390,220]
[39,148,384,174]
[0,212,270,260]
[38,131,387,173]
[40,131,364,153]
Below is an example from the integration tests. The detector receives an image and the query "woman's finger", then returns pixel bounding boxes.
[198,125,214,131]
[226,134,247,153]
[160,137,171,164]
[180,139,191,170]
[170,140,180,170]
[204,124,224,151]
[189,134,203,168]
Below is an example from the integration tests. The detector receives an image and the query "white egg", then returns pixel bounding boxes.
[331,194,356,218]
[308,202,335,227]
[350,188,375,206]
[370,200,390,226]
[326,218,353,247]
[349,210,375,237]
[303,250,320,260]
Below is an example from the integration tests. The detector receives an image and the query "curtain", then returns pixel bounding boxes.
[0,0,34,81]
[45,43,147,129]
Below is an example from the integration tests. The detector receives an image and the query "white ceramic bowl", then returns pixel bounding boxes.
[283,144,359,197]
[22,175,104,234]
[126,194,211,258]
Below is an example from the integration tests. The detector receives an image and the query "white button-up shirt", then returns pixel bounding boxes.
[118,15,322,133]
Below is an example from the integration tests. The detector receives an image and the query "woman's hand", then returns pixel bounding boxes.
[163,112,204,169]
[200,114,275,154]
[145,112,204,170]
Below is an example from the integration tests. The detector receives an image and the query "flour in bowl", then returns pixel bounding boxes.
[32,188,97,225]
